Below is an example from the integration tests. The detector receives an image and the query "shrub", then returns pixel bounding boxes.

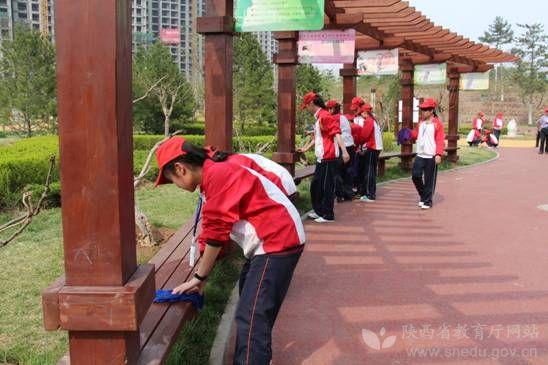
[0,131,7,138]
[382,132,397,152]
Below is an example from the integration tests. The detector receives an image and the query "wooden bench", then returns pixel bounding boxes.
[378,152,417,177]
[46,166,323,364]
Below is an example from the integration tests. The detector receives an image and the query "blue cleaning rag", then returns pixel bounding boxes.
[153,289,204,310]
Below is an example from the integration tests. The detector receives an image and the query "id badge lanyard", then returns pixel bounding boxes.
[189,194,203,267]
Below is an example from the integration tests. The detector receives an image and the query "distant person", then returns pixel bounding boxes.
[537,107,548,155]
[473,111,485,132]
[410,98,445,210]
[357,103,383,203]
[297,92,349,223]
[326,99,355,202]
[493,112,504,142]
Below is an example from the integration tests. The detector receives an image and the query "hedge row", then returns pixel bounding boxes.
[0,135,281,208]
[180,123,277,136]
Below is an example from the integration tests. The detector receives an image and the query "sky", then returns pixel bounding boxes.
[316,0,547,72]
[407,0,548,47]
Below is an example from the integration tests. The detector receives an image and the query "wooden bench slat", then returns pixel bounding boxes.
[148,220,194,270]
[139,235,196,348]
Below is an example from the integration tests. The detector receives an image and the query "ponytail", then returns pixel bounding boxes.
[162,141,231,175]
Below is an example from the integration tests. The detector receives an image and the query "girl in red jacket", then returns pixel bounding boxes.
[357,103,383,202]
[411,98,445,209]
[155,137,305,365]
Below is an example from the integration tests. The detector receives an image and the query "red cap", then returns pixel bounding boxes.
[360,103,373,113]
[300,91,317,110]
[419,98,437,110]
[154,136,187,187]
[479,111,485,117]
[326,99,339,109]
[496,112,503,118]
[544,107,548,113]
[350,96,365,111]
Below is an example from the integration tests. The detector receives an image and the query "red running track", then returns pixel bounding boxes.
[271,148,548,365]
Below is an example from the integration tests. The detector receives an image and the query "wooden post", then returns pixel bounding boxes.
[42,1,155,363]
[198,0,234,151]
[400,59,414,169]
[447,67,460,163]
[272,32,298,175]
[340,60,358,115]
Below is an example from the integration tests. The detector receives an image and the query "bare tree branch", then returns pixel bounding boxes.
[0,156,55,247]
[132,75,168,104]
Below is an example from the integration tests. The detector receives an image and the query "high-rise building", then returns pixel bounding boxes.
[254,31,278,62]
[132,0,205,80]
[0,0,54,42]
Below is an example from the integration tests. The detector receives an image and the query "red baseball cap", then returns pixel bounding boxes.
[154,136,188,187]
[360,103,373,113]
[479,111,485,117]
[419,98,437,110]
[300,91,317,110]
[544,107,548,113]
[496,112,503,118]
[350,96,365,111]
[326,99,339,109]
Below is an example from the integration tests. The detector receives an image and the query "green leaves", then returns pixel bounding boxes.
[479,17,514,49]
[0,25,56,137]
[233,33,276,133]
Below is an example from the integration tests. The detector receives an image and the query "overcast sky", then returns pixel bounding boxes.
[316,0,547,72]
[407,0,548,48]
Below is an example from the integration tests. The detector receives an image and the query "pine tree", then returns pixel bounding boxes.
[479,17,514,100]
[233,33,276,135]
[0,25,56,137]
[511,23,547,124]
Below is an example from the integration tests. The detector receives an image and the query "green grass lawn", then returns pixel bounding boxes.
[0,145,495,364]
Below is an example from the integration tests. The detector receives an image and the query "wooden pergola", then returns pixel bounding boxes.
[41,0,515,364]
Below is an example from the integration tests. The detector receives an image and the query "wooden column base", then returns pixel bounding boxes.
[42,264,155,332]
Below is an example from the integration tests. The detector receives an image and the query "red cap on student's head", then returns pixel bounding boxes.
[360,103,373,113]
[545,107,548,113]
[496,112,503,118]
[350,96,365,111]
[419,98,437,110]
[154,136,187,187]
[326,99,339,109]
[300,91,317,110]
[479,111,485,117]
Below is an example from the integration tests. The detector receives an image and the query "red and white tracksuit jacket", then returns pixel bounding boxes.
[360,116,384,151]
[199,159,305,258]
[314,108,342,162]
[226,154,297,196]
[473,118,484,130]
[493,118,503,130]
[411,117,446,157]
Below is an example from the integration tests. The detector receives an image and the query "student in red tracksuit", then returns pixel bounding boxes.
[326,99,355,201]
[350,97,368,191]
[492,112,504,142]
[195,147,298,255]
[357,103,383,202]
[410,98,445,209]
[297,92,349,223]
[154,137,305,365]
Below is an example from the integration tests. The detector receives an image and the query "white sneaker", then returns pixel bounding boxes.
[314,217,335,223]
[421,204,431,210]
[307,212,320,219]
[418,201,425,207]
[359,196,375,203]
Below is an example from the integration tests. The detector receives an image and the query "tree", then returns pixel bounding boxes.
[133,42,194,136]
[233,33,276,134]
[479,17,514,100]
[511,23,547,124]
[296,64,330,133]
[0,25,56,137]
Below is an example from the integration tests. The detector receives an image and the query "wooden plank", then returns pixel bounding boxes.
[148,220,194,270]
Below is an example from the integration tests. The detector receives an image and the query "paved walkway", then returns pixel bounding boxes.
[272,147,548,365]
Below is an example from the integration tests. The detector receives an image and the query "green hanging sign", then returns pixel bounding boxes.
[235,0,325,33]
